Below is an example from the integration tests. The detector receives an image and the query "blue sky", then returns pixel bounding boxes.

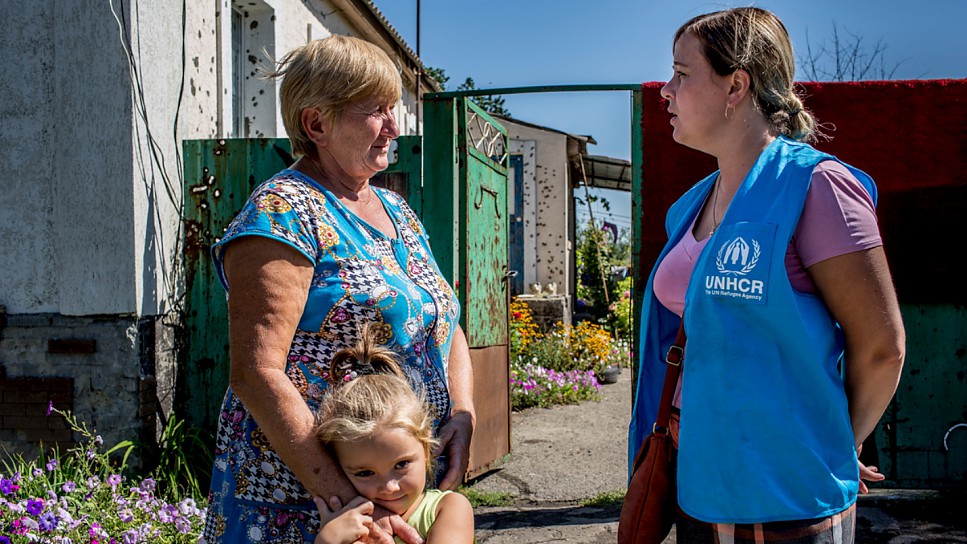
[371,0,967,229]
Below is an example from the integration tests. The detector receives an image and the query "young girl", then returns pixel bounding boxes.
[313,326,475,544]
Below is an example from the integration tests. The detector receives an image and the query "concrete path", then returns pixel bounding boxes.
[465,368,967,543]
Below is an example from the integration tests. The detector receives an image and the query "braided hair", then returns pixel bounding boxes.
[675,7,819,142]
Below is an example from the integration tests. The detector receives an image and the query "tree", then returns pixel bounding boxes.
[799,23,908,81]
[424,66,511,116]
[575,214,632,335]
[455,77,511,116]
[424,66,449,89]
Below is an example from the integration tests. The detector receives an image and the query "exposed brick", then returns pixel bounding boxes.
[25,402,51,418]
[48,389,73,404]
[23,428,73,446]
[47,415,69,430]
[5,415,49,430]
[0,404,25,416]
[4,390,47,403]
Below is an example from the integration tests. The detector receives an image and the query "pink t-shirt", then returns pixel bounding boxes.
[654,160,881,316]
[652,161,882,407]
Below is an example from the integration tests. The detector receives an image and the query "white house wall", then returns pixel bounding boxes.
[0,1,136,316]
[510,140,538,290]
[502,121,572,313]
[1,0,421,318]
[0,0,423,453]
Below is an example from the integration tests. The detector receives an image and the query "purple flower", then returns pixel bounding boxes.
[158,508,175,523]
[118,508,134,523]
[122,529,138,544]
[178,498,198,516]
[32,468,43,477]
[0,536,10,543]
[46,458,58,471]
[175,516,192,533]
[62,481,76,493]
[0,477,17,495]
[139,478,156,492]
[27,498,44,515]
[46,401,54,416]
[107,474,122,487]
[38,511,59,531]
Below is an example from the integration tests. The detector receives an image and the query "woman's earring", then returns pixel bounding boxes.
[725,104,736,120]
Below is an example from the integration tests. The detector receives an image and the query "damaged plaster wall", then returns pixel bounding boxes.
[0,0,425,455]
[501,120,572,315]
[510,140,538,291]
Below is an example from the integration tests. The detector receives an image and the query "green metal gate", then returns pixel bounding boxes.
[179,137,422,431]
[423,97,512,478]
[181,85,645,483]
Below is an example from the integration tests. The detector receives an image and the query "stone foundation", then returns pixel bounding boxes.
[0,306,176,459]
[515,295,570,333]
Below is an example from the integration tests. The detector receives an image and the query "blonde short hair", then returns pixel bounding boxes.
[315,325,438,481]
[675,7,818,142]
[265,35,402,157]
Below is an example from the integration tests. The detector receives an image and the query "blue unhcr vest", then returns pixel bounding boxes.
[629,137,877,523]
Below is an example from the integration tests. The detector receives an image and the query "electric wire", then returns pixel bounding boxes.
[108,0,189,317]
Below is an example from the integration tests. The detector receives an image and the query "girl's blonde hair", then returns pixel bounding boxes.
[315,324,438,481]
[264,35,402,157]
[675,7,818,142]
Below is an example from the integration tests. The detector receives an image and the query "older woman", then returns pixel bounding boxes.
[201,35,475,544]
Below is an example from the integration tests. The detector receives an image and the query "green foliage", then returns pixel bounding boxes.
[580,488,626,508]
[139,414,213,501]
[576,221,617,320]
[508,298,632,411]
[457,486,514,507]
[522,322,613,377]
[424,66,510,116]
[509,360,602,411]
[456,77,510,116]
[0,405,205,540]
[424,66,449,89]
[509,299,542,359]
[575,217,633,337]
[610,276,634,344]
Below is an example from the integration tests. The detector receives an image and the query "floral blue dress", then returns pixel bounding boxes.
[201,169,460,543]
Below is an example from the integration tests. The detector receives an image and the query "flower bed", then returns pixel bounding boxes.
[510,360,602,410]
[0,405,206,542]
[509,298,630,411]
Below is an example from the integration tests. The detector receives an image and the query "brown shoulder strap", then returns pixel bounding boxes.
[653,321,685,434]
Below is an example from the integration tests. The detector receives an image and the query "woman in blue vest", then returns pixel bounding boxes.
[629,7,906,542]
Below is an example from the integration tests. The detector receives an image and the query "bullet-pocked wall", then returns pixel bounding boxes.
[0,0,427,456]
[498,117,573,322]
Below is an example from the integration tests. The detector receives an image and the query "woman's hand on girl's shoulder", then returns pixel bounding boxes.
[424,491,475,544]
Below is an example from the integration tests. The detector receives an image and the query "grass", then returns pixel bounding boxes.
[457,485,515,507]
[580,488,626,508]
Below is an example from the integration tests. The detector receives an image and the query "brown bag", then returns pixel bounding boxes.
[617,322,685,544]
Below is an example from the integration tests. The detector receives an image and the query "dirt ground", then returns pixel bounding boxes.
[467,369,967,543]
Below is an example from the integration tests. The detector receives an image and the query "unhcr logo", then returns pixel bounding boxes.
[716,237,760,276]
[705,236,765,301]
